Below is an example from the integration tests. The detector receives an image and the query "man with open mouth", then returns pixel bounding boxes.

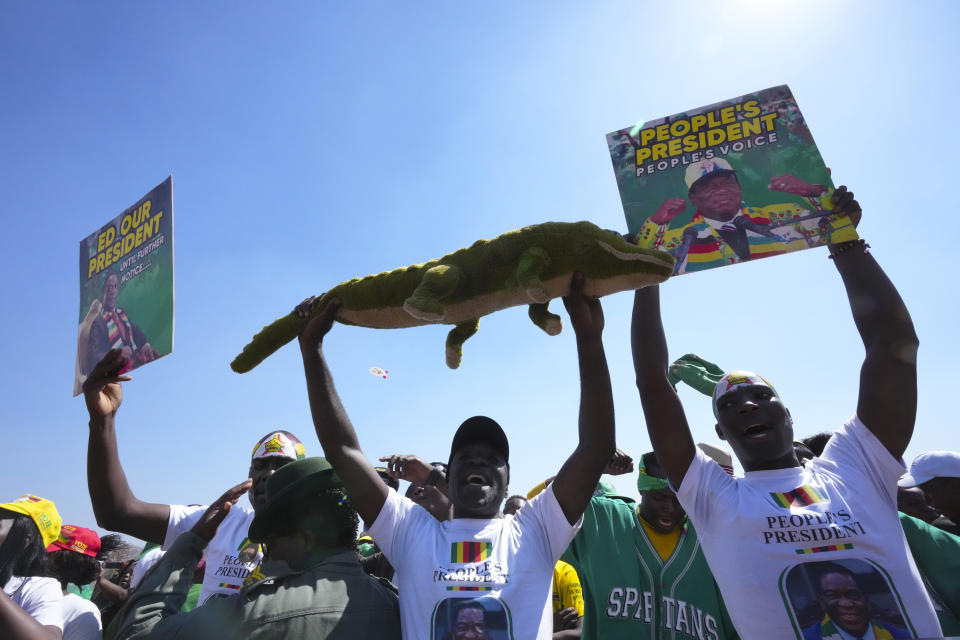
[632,185,942,639]
[297,272,615,640]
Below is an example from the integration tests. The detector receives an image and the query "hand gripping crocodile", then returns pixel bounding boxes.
[231,221,674,372]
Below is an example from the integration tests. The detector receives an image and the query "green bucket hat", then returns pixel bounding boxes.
[248,457,343,543]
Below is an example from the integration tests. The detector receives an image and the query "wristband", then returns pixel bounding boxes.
[828,239,870,260]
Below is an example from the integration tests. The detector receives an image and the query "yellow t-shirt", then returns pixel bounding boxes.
[638,514,682,562]
[552,560,584,615]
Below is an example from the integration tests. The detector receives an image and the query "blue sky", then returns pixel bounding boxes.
[2,1,958,538]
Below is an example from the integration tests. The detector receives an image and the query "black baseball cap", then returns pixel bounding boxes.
[449,416,509,465]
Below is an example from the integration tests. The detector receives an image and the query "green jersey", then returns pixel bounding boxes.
[562,495,738,640]
[899,512,960,635]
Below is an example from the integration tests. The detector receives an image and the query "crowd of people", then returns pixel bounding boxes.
[3,184,959,639]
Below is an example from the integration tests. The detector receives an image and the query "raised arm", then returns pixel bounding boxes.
[828,186,918,458]
[550,273,616,525]
[297,298,389,525]
[85,350,170,544]
[631,285,696,489]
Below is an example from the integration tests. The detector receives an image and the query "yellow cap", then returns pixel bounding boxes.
[0,495,62,548]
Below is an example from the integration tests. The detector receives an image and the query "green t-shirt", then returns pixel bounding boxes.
[562,494,739,640]
[899,512,960,635]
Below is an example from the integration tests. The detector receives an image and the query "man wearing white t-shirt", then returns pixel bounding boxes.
[84,349,307,604]
[296,273,616,640]
[631,186,942,639]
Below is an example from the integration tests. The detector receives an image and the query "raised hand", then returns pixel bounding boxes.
[562,272,604,339]
[378,455,433,484]
[190,480,253,543]
[297,295,340,350]
[604,449,634,476]
[650,198,688,224]
[83,349,131,421]
[830,185,861,229]
[768,174,825,197]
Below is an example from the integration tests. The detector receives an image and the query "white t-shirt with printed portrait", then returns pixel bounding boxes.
[2,575,63,630]
[368,483,581,640]
[164,503,262,605]
[676,415,941,640]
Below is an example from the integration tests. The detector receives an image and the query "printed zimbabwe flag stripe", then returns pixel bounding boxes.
[218,583,241,590]
[688,240,722,254]
[446,586,492,591]
[770,485,826,509]
[795,543,854,555]
[450,541,492,563]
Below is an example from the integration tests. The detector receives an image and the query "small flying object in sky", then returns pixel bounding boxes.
[369,366,388,379]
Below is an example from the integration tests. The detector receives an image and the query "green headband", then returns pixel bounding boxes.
[636,456,670,492]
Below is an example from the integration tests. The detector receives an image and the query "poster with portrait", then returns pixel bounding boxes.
[781,559,914,639]
[73,176,174,396]
[432,596,512,640]
[606,85,858,275]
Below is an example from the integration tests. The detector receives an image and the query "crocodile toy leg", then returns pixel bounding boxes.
[516,247,550,303]
[403,264,461,322]
[445,318,480,369]
[528,302,562,336]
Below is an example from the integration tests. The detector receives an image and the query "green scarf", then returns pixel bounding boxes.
[668,353,725,397]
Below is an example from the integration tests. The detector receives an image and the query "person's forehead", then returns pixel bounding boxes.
[642,487,677,502]
[821,571,856,588]
[250,455,294,468]
[705,172,737,183]
[926,476,957,488]
[693,172,738,190]
[718,383,773,402]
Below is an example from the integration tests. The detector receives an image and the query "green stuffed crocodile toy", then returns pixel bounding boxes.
[231,221,673,372]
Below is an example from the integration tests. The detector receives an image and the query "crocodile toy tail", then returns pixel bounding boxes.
[230,313,307,373]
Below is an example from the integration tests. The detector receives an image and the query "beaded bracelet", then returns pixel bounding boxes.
[828,239,870,260]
